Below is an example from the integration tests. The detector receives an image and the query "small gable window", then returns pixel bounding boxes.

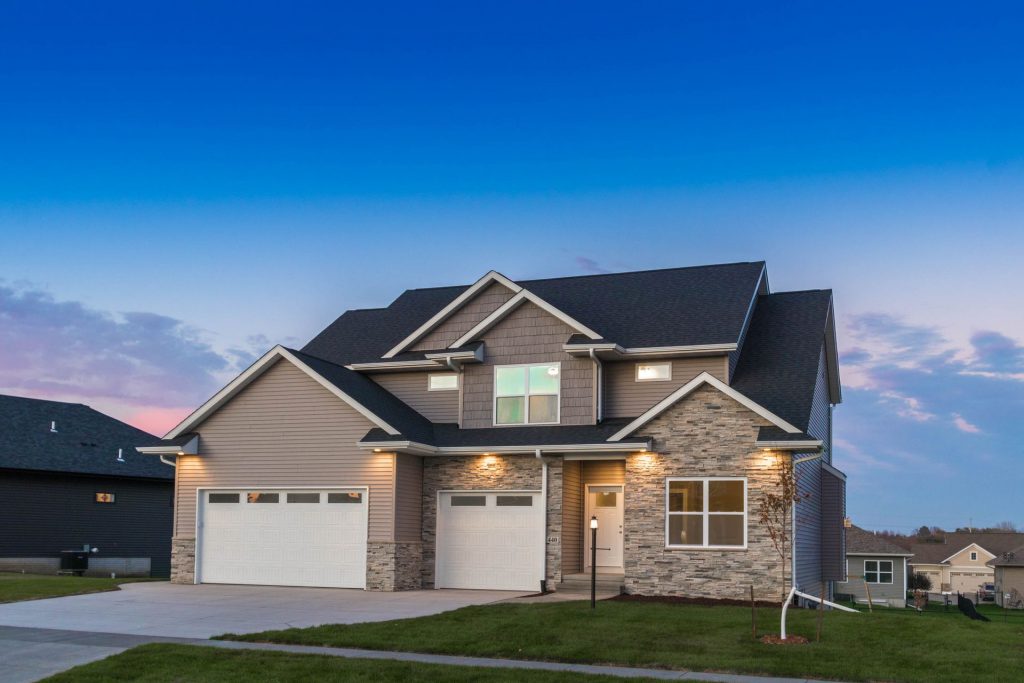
[970,551,978,561]
[428,373,459,391]
[636,362,671,382]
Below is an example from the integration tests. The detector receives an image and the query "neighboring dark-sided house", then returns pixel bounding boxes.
[0,394,174,577]
[140,261,846,601]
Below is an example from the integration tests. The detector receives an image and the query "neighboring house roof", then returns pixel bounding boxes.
[989,544,1024,567]
[846,525,913,556]
[731,290,836,432]
[910,532,1024,565]
[304,261,768,365]
[0,393,171,480]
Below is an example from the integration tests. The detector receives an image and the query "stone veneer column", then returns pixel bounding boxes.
[623,384,789,602]
[545,458,563,586]
[421,454,545,589]
[170,536,195,584]
[366,542,424,591]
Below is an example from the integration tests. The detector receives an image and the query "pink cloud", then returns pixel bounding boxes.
[951,413,982,434]
[125,406,194,436]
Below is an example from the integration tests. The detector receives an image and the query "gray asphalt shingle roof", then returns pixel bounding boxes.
[910,533,1024,564]
[0,393,172,479]
[846,525,913,555]
[303,262,766,365]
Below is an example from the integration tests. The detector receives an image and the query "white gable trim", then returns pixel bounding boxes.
[939,542,996,565]
[381,271,522,358]
[607,371,802,442]
[450,289,602,348]
[164,345,400,439]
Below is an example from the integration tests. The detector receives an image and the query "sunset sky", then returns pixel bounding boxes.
[1,2,1022,532]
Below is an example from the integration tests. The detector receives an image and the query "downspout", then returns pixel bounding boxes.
[159,455,177,467]
[589,349,602,422]
[536,448,548,591]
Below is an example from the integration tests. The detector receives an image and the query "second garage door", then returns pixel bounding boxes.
[197,488,367,588]
[436,490,543,591]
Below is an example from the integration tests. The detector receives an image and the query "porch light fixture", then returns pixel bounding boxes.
[590,516,599,530]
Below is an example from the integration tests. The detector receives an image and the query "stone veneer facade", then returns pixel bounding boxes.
[421,453,562,589]
[623,384,789,602]
[170,536,196,584]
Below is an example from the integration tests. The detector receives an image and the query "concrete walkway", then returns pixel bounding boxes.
[1,625,846,683]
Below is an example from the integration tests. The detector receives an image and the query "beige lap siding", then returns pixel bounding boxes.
[369,372,459,423]
[562,461,583,574]
[581,460,625,485]
[174,359,396,543]
[602,357,730,420]
[623,384,787,601]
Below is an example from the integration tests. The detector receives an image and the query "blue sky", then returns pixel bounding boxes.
[1,2,1022,531]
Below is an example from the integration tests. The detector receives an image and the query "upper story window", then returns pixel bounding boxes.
[970,551,978,561]
[636,362,671,381]
[494,363,560,425]
[428,373,459,391]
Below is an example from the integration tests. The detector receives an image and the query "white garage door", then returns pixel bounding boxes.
[436,490,543,591]
[197,488,367,589]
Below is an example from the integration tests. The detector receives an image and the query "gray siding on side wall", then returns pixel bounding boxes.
[836,556,907,603]
[411,281,516,351]
[562,460,582,574]
[820,468,846,581]
[806,346,832,464]
[602,357,728,419]
[369,372,459,423]
[461,302,595,428]
[394,454,423,543]
[795,459,823,598]
[175,359,398,542]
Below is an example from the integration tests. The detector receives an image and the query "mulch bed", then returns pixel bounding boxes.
[759,634,809,645]
[611,594,780,608]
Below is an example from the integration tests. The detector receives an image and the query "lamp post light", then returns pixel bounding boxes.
[590,515,598,609]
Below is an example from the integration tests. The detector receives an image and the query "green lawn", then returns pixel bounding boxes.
[221,599,1024,682]
[0,572,156,603]
[41,643,650,682]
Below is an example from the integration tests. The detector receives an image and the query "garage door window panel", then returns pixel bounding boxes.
[247,492,279,503]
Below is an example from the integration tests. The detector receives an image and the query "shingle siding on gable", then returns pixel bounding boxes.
[460,301,595,428]
[369,372,459,423]
[602,357,729,419]
[410,281,516,351]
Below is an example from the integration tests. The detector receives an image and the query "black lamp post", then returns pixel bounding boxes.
[590,515,598,609]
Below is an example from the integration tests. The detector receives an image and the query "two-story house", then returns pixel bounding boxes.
[138,261,846,601]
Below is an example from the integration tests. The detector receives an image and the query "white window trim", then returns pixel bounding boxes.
[864,559,894,584]
[427,372,459,391]
[664,477,747,550]
[493,362,561,426]
[635,362,672,382]
[970,551,978,561]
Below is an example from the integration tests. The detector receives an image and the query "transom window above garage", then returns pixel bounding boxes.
[494,363,560,425]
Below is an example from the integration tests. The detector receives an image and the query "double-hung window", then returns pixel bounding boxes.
[494,363,560,425]
[864,560,893,584]
[666,478,746,548]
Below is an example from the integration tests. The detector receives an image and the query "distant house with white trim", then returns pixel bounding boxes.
[835,525,912,607]
[910,532,1024,595]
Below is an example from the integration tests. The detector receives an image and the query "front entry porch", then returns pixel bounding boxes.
[559,458,626,590]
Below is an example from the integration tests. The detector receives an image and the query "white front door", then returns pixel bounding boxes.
[435,491,544,591]
[585,485,624,568]
[197,488,368,589]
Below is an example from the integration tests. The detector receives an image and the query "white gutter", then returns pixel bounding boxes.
[159,455,177,467]
[356,440,651,455]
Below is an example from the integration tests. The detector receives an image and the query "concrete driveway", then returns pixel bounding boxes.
[0,582,525,681]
